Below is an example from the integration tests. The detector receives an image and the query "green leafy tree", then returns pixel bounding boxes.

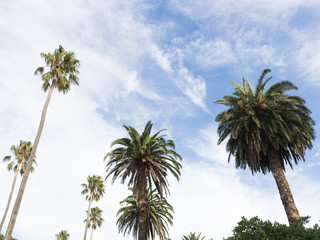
[182,232,205,240]
[5,46,79,240]
[105,121,182,240]
[215,69,315,225]
[81,175,105,240]
[84,207,104,240]
[0,141,36,232]
[117,188,174,240]
[55,230,70,240]
[224,216,320,240]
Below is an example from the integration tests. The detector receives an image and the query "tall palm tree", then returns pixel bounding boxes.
[0,140,36,233]
[117,188,174,240]
[81,175,105,240]
[182,232,205,240]
[84,207,104,240]
[55,230,70,240]
[105,121,182,240]
[215,69,315,225]
[4,46,79,240]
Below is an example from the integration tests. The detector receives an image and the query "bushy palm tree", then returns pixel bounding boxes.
[105,121,182,240]
[84,207,104,240]
[215,69,315,225]
[81,175,105,240]
[0,141,36,232]
[117,188,174,240]
[55,230,70,240]
[5,46,79,240]
[182,232,205,240]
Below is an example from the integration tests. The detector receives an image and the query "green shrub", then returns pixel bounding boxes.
[224,216,320,240]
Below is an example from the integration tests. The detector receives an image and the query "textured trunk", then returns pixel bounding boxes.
[90,224,94,240]
[4,83,55,240]
[268,147,301,225]
[137,167,148,240]
[84,193,93,240]
[0,163,20,232]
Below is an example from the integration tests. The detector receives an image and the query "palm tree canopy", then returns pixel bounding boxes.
[182,232,205,240]
[55,230,70,240]
[85,207,104,230]
[117,188,174,240]
[215,69,315,174]
[35,45,80,93]
[105,121,182,197]
[3,140,36,175]
[81,175,105,201]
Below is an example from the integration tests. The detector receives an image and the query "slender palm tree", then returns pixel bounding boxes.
[55,230,70,240]
[81,175,105,240]
[0,140,36,233]
[182,232,205,240]
[215,69,315,225]
[4,46,79,240]
[117,188,174,240]
[105,121,182,240]
[84,207,104,240]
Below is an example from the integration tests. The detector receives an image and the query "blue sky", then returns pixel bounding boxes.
[1,0,320,239]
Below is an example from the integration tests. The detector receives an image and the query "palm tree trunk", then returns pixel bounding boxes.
[4,83,55,240]
[268,147,301,225]
[90,225,94,240]
[84,193,93,240]
[137,167,148,240]
[0,163,20,232]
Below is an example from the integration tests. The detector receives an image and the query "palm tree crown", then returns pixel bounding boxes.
[105,121,182,197]
[35,45,80,93]
[55,230,70,240]
[86,207,104,230]
[182,232,206,240]
[215,69,315,174]
[117,188,174,240]
[3,141,36,175]
[81,175,105,202]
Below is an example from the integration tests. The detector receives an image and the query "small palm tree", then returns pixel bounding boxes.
[0,141,36,232]
[117,188,174,240]
[5,46,79,240]
[182,232,205,240]
[55,230,70,240]
[215,69,315,225]
[81,175,105,240]
[84,207,104,240]
[105,121,182,240]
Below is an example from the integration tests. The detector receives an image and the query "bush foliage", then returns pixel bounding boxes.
[224,216,320,240]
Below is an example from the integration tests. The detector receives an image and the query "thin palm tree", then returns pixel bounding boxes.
[81,175,105,240]
[215,69,315,225]
[55,230,70,240]
[182,232,205,240]
[0,140,36,233]
[84,207,104,240]
[117,188,174,240]
[105,121,182,240]
[4,46,79,240]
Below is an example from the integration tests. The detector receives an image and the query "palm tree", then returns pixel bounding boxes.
[81,175,105,240]
[215,69,315,225]
[4,46,79,240]
[117,188,174,240]
[55,230,70,240]
[105,121,182,240]
[0,140,36,233]
[84,207,104,240]
[182,232,205,240]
